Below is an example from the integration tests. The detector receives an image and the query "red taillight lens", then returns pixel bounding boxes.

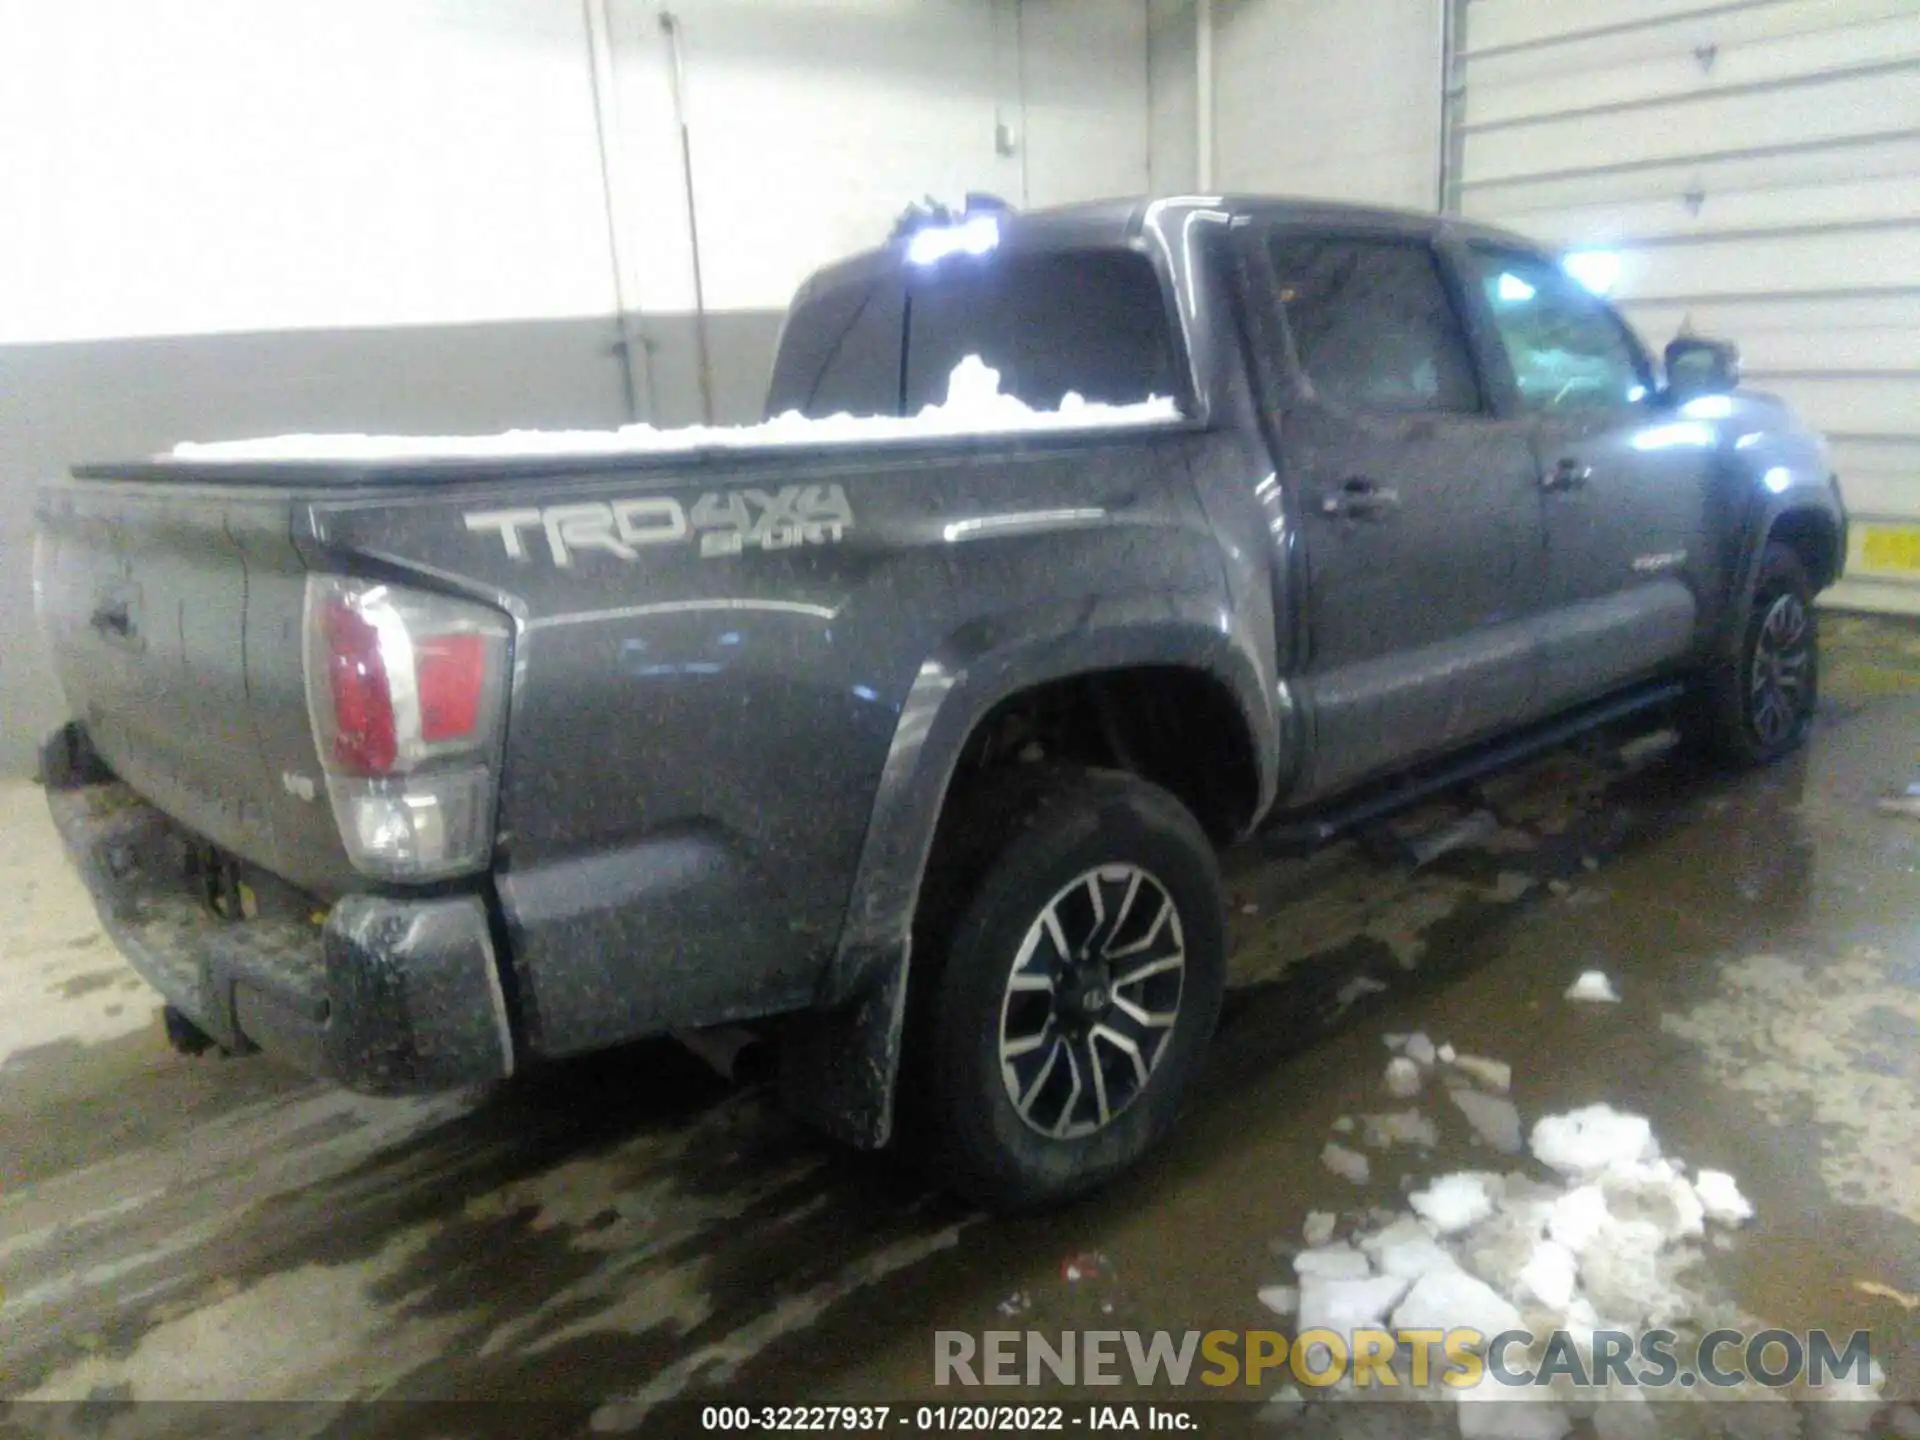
[304,576,511,881]
[416,633,487,742]
[323,597,398,775]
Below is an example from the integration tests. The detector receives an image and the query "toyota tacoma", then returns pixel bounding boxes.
[34,196,1846,1209]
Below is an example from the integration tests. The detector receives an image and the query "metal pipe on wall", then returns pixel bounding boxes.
[1437,0,1467,214]
[660,9,716,427]
[1195,0,1213,191]
[582,0,650,423]
[1142,0,1154,191]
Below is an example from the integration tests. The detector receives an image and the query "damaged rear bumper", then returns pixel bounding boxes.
[43,761,514,1095]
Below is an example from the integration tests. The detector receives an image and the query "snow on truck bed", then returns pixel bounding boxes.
[165,356,1183,464]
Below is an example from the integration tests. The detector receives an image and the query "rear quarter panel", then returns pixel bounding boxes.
[302,430,1234,1055]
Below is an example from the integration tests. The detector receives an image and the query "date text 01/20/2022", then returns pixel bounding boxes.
[699,1405,1194,1431]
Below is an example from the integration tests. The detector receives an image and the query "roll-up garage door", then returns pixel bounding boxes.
[1444,0,1920,614]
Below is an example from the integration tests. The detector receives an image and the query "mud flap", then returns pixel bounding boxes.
[774,947,910,1150]
[38,721,112,790]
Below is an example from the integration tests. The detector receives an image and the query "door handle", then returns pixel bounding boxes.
[1540,458,1592,492]
[1320,477,1401,520]
[90,598,133,636]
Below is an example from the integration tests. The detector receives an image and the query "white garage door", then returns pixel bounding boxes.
[1445,0,1920,614]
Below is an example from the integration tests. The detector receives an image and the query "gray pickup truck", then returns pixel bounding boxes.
[35,196,1845,1210]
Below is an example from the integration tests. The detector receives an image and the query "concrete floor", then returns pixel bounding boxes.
[3,616,1919,1438]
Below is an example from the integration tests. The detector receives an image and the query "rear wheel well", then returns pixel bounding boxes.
[940,668,1258,847]
[1767,509,1841,591]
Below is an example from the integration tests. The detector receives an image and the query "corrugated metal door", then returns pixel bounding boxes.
[1444,0,1920,614]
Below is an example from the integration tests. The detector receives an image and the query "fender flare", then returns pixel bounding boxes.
[1718,498,1844,661]
[776,592,1277,1150]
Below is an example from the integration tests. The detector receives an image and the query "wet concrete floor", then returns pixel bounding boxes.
[2,615,1918,1438]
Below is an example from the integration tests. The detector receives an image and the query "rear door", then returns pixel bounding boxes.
[1448,243,1712,714]
[1249,225,1548,800]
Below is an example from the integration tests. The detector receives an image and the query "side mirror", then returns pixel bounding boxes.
[1664,336,1740,402]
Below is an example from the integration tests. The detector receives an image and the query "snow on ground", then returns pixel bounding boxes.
[1565,970,1622,1003]
[165,357,1182,463]
[1258,1034,1892,1435]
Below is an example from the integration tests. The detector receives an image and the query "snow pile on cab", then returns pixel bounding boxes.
[164,356,1182,463]
[1259,1041,1892,1436]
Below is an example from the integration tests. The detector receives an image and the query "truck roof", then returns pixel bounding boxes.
[802,194,1550,296]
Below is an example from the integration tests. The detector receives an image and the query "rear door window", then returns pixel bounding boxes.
[1265,235,1483,414]
[903,250,1178,412]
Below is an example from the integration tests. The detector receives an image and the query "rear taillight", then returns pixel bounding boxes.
[303,576,510,881]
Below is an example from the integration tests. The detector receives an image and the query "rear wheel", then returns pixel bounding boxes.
[912,769,1225,1212]
[1687,542,1819,767]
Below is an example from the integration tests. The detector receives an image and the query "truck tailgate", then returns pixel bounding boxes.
[35,482,347,894]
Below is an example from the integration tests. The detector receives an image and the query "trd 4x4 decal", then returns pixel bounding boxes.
[464,484,854,567]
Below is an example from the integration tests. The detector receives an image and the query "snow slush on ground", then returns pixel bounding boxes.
[1259,1036,1893,1437]
[164,356,1182,462]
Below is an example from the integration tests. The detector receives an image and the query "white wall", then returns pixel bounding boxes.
[542,0,1157,320]
[0,0,1159,348]
[1147,0,1199,192]
[0,0,619,343]
[1210,0,1442,209]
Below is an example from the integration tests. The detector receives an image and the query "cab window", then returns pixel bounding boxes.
[1266,235,1482,415]
[904,249,1178,412]
[1462,247,1649,413]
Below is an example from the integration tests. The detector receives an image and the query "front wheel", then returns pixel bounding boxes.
[914,769,1226,1212]
[1687,541,1819,767]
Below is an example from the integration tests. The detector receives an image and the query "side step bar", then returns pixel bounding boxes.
[1260,680,1687,854]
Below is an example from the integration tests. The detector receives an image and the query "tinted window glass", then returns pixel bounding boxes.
[1464,248,1648,413]
[904,250,1177,412]
[766,274,906,418]
[1266,236,1480,413]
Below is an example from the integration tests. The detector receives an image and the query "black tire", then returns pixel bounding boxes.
[1687,541,1819,768]
[912,767,1226,1212]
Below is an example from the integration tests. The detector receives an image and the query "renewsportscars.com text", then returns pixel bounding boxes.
[934,1328,1874,1392]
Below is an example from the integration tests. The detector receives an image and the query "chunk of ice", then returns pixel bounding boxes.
[1600,1160,1704,1242]
[1336,975,1387,1008]
[1409,1173,1501,1234]
[1360,1217,1459,1281]
[1384,1057,1423,1098]
[1547,1186,1610,1254]
[1404,1033,1438,1066]
[1362,1109,1439,1149]
[1516,1240,1579,1311]
[1451,1089,1525,1154]
[1257,1284,1299,1316]
[1566,971,1621,1003]
[1321,1142,1371,1184]
[1302,1210,1339,1246]
[1438,1043,1457,1064]
[1529,1106,1657,1177]
[1391,1266,1522,1342]
[1693,1169,1755,1225]
[1459,1201,1553,1297]
[1298,1273,1413,1335]
[1577,1219,1668,1329]
[1294,1243,1372,1280]
[1449,1053,1512,1092]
